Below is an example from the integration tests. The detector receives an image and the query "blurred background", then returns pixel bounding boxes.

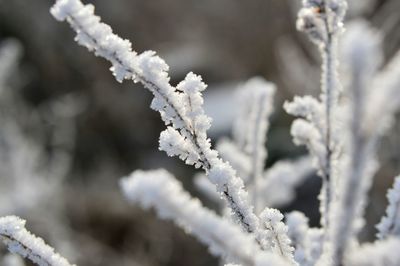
[0,0,399,265]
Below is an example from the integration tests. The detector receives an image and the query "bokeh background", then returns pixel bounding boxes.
[0,0,399,265]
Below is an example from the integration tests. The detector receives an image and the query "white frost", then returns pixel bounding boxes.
[0,216,74,266]
[51,0,269,241]
[120,169,289,266]
[259,209,296,264]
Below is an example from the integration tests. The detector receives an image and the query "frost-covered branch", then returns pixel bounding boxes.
[327,20,382,266]
[376,176,400,239]
[294,0,347,234]
[196,156,314,210]
[304,229,324,266]
[50,0,267,241]
[120,170,289,266]
[221,78,276,211]
[193,78,306,263]
[259,209,296,264]
[283,113,328,224]
[284,96,324,136]
[239,79,275,213]
[0,216,74,266]
[282,211,324,266]
[232,78,275,166]
[216,77,275,193]
[286,211,310,265]
[285,212,326,266]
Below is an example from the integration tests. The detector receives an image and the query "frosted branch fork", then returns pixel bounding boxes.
[50,0,282,250]
[52,2,211,167]
[295,0,347,231]
[120,170,290,266]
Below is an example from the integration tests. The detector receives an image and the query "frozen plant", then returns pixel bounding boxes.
[121,169,288,266]
[49,1,261,234]
[291,0,347,230]
[38,0,400,266]
[286,1,400,265]
[326,19,400,266]
[0,216,74,266]
[195,78,314,213]
[50,2,298,265]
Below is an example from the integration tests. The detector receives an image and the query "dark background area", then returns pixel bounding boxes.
[0,0,399,265]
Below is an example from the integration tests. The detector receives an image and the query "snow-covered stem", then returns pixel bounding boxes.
[284,97,327,190]
[303,228,324,266]
[196,156,313,210]
[120,170,289,266]
[285,212,327,266]
[0,216,74,266]
[319,37,336,230]
[197,80,309,214]
[51,0,209,169]
[50,0,267,241]
[236,78,275,212]
[249,86,274,213]
[296,0,347,233]
[217,77,275,191]
[284,217,324,266]
[259,209,297,265]
[346,238,400,266]
[284,96,324,134]
[376,176,400,239]
[286,211,310,264]
[297,0,347,232]
[327,21,381,266]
